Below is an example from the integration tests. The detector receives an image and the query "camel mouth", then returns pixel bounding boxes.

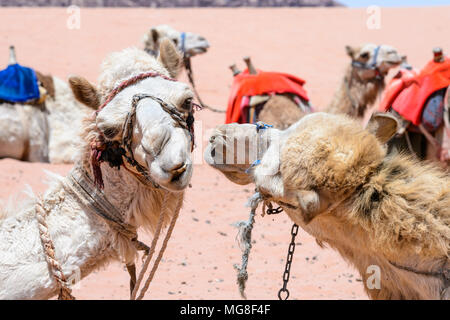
[159,166,192,192]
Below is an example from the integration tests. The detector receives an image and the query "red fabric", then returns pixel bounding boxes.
[379,56,450,125]
[226,69,309,124]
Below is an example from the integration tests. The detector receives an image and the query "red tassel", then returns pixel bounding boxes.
[90,139,106,189]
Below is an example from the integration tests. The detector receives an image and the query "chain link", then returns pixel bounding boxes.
[278,223,299,300]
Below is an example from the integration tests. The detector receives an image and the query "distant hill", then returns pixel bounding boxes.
[0,0,344,7]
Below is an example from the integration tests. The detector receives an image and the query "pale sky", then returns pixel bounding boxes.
[340,0,450,7]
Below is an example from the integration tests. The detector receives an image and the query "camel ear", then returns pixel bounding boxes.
[345,45,356,59]
[157,38,182,78]
[366,112,399,144]
[68,76,100,110]
[151,28,159,43]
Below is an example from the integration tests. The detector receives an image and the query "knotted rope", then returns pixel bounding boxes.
[131,194,183,300]
[233,192,263,299]
[36,197,75,300]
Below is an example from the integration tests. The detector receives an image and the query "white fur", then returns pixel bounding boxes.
[0,46,192,299]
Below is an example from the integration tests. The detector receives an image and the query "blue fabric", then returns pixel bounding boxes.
[0,63,40,103]
[422,89,445,133]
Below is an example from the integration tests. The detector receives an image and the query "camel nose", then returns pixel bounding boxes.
[168,162,187,175]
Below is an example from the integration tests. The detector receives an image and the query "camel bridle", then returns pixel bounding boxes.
[351,45,382,79]
[91,72,195,190]
[38,71,196,300]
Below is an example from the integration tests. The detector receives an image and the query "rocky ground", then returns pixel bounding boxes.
[1,0,343,8]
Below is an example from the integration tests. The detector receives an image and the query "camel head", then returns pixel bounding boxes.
[204,123,282,185]
[143,24,209,58]
[272,112,398,223]
[69,40,195,191]
[346,44,402,80]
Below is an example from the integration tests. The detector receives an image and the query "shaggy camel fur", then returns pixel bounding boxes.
[0,75,94,163]
[205,113,449,299]
[143,24,209,58]
[326,44,402,119]
[0,40,194,299]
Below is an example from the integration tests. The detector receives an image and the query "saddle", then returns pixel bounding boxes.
[0,63,53,108]
[226,69,310,124]
[380,55,450,126]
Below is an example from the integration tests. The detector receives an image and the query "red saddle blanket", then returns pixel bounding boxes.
[226,69,310,124]
[379,56,450,125]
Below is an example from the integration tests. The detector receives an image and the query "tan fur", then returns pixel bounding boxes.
[35,71,55,99]
[68,76,100,110]
[327,65,384,118]
[326,44,401,119]
[258,95,307,130]
[157,39,182,79]
[279,113,449,299]
[281,113,385,195]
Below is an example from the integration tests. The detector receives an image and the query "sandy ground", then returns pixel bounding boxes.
[0,6,449,300]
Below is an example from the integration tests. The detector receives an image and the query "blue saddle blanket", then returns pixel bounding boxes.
[0,63,40,103]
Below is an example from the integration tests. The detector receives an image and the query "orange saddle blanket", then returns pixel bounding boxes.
[379,56,450,125]
[226,69,309,124]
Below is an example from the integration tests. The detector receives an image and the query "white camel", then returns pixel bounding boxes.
[0,47,95,163]
[0,40,195,299]
[142,24,209,58]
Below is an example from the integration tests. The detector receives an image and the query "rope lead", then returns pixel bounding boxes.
[233,192,262,299]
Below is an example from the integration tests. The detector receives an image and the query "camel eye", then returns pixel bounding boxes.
[360,52,370,59]
[172,38,178,45]
[181,98,193,111]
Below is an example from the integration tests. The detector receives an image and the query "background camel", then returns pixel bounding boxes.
[143,24,209,59]
[205,114,449,299]
[229,44,401,130]
[0,47,95,163]
[0,40,195,299]
[326,44,402,119]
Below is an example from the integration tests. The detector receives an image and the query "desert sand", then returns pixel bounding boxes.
[0,6,449,300]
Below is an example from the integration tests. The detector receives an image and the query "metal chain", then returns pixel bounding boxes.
[278,223,299,300]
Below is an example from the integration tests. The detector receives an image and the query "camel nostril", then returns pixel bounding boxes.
[170,163,187,182]
[169,162,186,174]
[211,148,215,158]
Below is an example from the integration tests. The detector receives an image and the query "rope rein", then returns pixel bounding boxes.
[134,195,183,300]
[36,71,191,300]
[130,192,168,300]
[233,192,262,299]
[184,57,226,113]
[36,198,75,300]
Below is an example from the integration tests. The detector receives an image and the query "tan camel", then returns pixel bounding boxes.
[326,44,402,119]
[205,113,449,300]
[229,58,311,130]
[231,44,401,129]
[0,40,194,299]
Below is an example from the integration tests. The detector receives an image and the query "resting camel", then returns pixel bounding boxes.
[326,44,402,119]
[239,44,402,129]
[0,40,195,299]
[143,24,209,59]
[205,113,449,299]
[0,47,95,163]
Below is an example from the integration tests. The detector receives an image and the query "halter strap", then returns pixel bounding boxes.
[351,45,381,71]
[180,32,186,56]
[91,72,194,190]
